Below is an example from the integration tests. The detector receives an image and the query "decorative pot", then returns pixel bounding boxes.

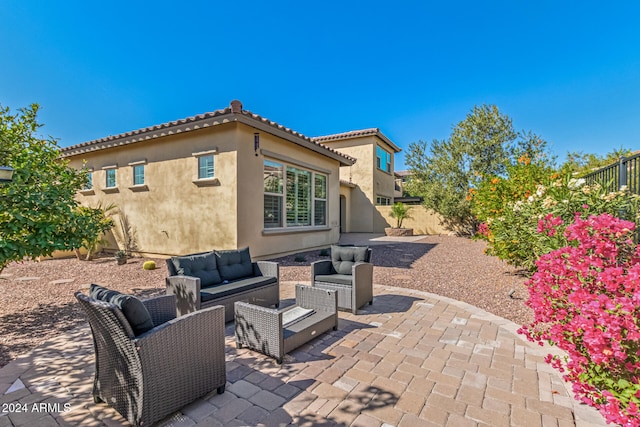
[384,227,414,237]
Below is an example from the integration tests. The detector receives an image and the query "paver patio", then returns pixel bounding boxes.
[0,281,608,427]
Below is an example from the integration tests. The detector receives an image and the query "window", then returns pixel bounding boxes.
[84,172,93,190]
[133,165,145,185]
[263,159,327,229]
[264,160,284,228]
[106,169,116,188]
[286,167,311,227]
[314,174,327,226]
[198,155,214,179]
[376,196,391,206]
[376,145,391,173]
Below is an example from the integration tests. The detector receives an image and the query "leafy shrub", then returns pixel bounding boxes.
[294,255,306,262]
[471,157,554,222]
[476,173,640,271]
[319,248,330,257]
[519,213,640,425]
[143,261,156,270]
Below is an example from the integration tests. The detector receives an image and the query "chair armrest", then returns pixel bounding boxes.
[135,305,226,394]
[295,284,337,314]
[253,261,279,279]
[165,275,201,316]
[234,302,283,360]
[311,260,333,284]
[352,262,374,311]
[142,294,177,325]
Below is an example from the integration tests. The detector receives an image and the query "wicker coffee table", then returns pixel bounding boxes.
[234,284,338,363]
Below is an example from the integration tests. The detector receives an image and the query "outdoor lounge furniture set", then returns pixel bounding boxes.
[75,245,372,427]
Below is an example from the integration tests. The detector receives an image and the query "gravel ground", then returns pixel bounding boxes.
[0,235,533,368]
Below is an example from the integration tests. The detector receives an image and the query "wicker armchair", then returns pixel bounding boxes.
[75,291,226,427]
[311,245,373,314]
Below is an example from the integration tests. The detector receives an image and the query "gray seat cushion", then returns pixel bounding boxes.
[215,247,253,281]
[331,245,369,275]
[89,284,154,336]
[200,276,277,302]
[170,251,222,287]
[314,274,354,286]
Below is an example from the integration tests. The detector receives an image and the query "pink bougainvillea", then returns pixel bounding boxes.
[519,213,640,426]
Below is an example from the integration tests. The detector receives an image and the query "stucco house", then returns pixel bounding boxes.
[61,100,401,259]
[312,129,402,233]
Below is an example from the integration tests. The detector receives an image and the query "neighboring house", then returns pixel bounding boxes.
[313,129,402,233]
[61,100,356,259]
[394,170,422,205]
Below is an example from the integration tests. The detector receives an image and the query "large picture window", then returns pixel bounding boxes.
[263,159,327,229]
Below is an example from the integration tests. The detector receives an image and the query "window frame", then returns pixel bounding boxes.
[263,158,328,230]
[376,145,392,173]
[133,164,145,186]
[105,168,117,188]
[376,195,391,206]
[198,155,214,180]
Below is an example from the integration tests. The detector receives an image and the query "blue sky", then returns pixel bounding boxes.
[2,1,639,170]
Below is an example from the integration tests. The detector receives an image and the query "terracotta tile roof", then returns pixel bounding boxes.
[312,128,402,153]
[60,101,356,166]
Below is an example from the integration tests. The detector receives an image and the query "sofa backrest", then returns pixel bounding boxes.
[167,247,255,285]
[215,247,253,281]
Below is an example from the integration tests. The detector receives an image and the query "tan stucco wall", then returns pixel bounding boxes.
[236,124,340,259]
[67,124,240,256]
[66,122,343,259]
[375,205,451,235]
[322,136,397,233]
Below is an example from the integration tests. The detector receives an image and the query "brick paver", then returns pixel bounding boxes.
[0,282,608,426]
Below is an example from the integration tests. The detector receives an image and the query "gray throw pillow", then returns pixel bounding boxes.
[215,247,253,281]
[89,284,154,336]
[331,245,369,275]
[170,251,222,287]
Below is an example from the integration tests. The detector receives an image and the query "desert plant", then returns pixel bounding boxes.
[142,260,156,270]
[294,255,306,262]
[114,250,127,259]
[319,248,330,257]
[389,202,412,228]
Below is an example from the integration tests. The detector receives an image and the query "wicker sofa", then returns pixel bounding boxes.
[166,247,279,321]
[75,285,226,427]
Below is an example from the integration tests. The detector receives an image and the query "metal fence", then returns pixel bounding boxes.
[584,152,640,242]
[584,152,640,195]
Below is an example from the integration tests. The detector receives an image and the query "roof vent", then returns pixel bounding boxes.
[230,100,243,113]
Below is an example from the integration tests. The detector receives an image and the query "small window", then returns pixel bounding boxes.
[106,169,116,188]
[84,171,93,190]
[198,155,214,179]
[133,165,145,185]
[376,196,391,206]
[376,146,391,173]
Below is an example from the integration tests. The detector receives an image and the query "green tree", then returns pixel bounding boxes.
[389,202,412,228]
[405,104,548,235]
[0,104,113,272]
[560,147,633,176]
